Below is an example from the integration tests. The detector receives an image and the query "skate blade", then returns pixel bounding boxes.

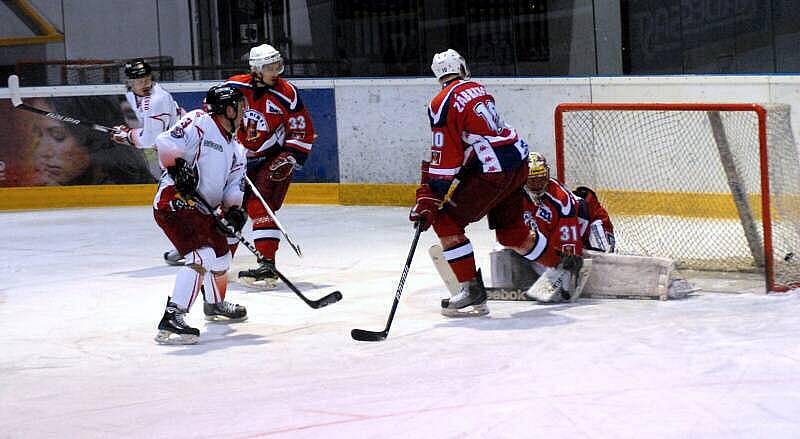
[204,314,248,323]
[237,276,278,289]
[154,330,198,345]
[164,259,185,267]
[440,303,490,318]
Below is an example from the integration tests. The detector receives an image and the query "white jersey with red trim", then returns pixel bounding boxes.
[153,109,246,210]
[427,79,527,183]
[126,83,183,149]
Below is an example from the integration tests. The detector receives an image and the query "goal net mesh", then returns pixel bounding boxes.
[556,103,800,291]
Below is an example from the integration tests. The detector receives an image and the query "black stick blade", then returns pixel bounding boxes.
[351,328,387,342]
[311,291,342,308]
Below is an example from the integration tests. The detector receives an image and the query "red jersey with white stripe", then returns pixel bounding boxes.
[427,79,527,183]
[522,178,583,267]
[225,74,314,164]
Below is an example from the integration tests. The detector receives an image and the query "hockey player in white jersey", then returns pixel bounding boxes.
[112,58,183,149]
[152,85,249,344]
[110,58,187,267]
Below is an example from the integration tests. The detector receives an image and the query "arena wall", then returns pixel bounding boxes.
[1,76,799,210]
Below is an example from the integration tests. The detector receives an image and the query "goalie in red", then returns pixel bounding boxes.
[519,152,587,303]
[225,44,315,287]
[487,152,614,303]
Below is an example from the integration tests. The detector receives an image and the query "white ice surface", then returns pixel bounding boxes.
[1,205,799,439]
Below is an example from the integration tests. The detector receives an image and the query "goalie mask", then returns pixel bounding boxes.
[431,49,470,81]
[526,152,550,199]
[249,44,284,74]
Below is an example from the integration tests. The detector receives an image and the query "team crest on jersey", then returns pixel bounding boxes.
[431,150,442,166]
[536,205,553,223]
[243,109,268,141]
[170,126,184,138]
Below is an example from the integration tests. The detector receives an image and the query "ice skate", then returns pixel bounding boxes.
[163,249,185,266]
[441,270,489,317]
[238,259,279,288]
[204,300,248,322]
[154,299,199,344]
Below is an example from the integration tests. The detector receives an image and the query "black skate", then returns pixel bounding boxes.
[238,259,279,288]
[163,249,185,266]
[204,300,248,322]
[154,299,199,344]
[441,269,489,317]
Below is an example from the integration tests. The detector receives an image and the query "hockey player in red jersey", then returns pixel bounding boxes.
[520,152,586,303]
[521,152,582,268]
[225,43,315,287]
[410,49,533,317]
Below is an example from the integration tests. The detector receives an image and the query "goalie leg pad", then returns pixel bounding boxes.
[490,248,539,289]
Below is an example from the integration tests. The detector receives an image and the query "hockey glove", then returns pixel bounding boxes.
[409,185,442,231]
[223,206,247,234]
[558,245,583,272]
[268,152,298,182]
[166,158,197,200]
[111,125,135,147]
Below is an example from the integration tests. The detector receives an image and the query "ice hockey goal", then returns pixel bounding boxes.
[554,103,800,292]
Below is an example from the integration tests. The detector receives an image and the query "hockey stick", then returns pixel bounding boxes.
[191,193,342,309]
[351,221,422,342]
[6,75,118,134]
[243,174,302,258]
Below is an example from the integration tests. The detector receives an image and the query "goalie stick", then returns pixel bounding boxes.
[351,221,422,342]
[191,193,342,309]
[6,75,119,134]
[244,174,302,258]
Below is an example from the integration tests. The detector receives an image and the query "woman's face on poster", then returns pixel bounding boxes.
[29,101,90,185]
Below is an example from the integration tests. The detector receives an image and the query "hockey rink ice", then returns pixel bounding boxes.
[2,204,800,439]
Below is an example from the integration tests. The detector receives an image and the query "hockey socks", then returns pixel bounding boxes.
[170,266,202,311]
[442,240,476,283]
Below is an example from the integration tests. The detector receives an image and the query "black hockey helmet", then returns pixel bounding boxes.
[205,84,244,115]
[124,58,152,79]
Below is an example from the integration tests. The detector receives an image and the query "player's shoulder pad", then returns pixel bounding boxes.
[543,178,577,216]
[268,78,301,111]
[572,185,598,201]
[428,80,465,127]
[226,74,253,88]
[149,84,174,105]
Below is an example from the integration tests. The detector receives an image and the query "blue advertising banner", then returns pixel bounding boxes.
[172,88,339,183]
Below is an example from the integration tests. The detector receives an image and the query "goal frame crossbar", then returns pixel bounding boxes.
[554,102,781,292]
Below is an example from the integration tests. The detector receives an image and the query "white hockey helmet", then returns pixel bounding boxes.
[249,44,284,73]
[431,49,470,81]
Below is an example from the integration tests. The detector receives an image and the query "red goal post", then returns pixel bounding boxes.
[554,102,800,293]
